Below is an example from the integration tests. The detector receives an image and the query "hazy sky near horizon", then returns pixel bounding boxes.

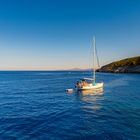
[0,0,140,70]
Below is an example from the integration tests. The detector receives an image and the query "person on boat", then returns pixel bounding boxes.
[76,81,82,88]
[81,79,88,86]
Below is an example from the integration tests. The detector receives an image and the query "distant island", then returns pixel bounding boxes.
[97,56,140,73]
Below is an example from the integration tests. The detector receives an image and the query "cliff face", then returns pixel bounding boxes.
[98,56,140,73]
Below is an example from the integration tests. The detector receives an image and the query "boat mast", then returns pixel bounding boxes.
[93,36,96,84]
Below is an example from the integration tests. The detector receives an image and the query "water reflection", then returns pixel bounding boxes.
[76,88,104,111]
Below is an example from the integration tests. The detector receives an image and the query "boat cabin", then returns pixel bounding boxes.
[75,78,95,88]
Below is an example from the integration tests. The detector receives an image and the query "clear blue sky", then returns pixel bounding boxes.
[0,0,140,70]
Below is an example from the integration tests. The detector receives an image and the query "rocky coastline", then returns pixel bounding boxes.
[97,56,140,73]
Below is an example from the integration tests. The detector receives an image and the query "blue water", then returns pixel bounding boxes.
[0,71,140,140]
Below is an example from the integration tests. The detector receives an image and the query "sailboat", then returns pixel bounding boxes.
[75,37,103,90]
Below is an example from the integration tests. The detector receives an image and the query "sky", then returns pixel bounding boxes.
[0,0,140,70]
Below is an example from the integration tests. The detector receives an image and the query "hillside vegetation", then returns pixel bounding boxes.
[99,56,140,73]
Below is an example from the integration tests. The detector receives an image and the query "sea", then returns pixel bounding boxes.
[0,71,140,140]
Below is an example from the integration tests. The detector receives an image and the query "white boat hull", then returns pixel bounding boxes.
[77,82,103,90]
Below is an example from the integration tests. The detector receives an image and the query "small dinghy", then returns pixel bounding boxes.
[66,89,74,92]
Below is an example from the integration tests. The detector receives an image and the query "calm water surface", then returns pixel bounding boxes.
[0,71,140,140]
